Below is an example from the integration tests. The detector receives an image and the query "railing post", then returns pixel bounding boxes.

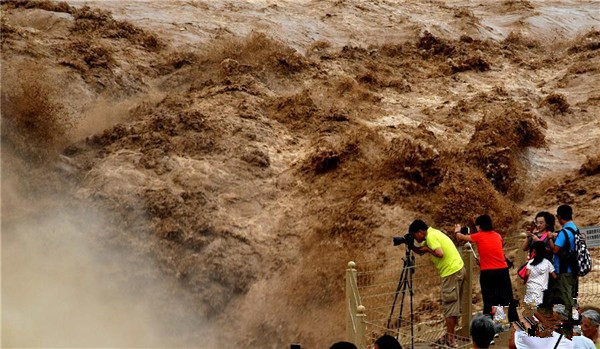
[459,246,473,337]
[346,261,357,342]
[356,305,367,349]
[514,234,528,308]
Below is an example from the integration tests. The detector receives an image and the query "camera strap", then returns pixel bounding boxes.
[552,333,563,349]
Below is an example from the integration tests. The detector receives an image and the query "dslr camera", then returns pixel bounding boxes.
[393,233,415,249]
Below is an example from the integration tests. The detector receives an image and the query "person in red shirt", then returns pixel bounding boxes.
[455,214,514,317]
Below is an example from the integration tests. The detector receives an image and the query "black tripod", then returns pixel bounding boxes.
[386,247,415,349]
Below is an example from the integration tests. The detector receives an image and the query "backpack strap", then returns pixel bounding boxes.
[563,227,578,251]
[559,229,571,251]
[564,226,578,236]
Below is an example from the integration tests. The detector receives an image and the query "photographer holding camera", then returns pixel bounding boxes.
[456,214,514,318]
[521,211,555,261]
[403,219,465,347]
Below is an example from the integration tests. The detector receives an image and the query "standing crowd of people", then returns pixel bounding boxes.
[407,204,596,348]
[330,204,595,349]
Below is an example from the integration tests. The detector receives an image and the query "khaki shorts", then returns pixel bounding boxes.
[441,267,465,318]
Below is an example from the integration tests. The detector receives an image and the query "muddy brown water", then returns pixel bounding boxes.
[2,1,599,348]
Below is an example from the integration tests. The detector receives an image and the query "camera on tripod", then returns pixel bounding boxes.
[393,233,415,249]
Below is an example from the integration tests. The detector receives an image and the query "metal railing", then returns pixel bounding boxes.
[346,226,600,348]
[578,226,600,306]
[346,248,474,349]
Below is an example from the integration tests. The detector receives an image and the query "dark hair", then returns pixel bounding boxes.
[374,334,402,349]
[531,241,546,266]
[557,205,573,221]
[536,211,555,233]
[408,219,428,234]
[470,314,496,348]
[475,215,493,231]
[330,341,357,349]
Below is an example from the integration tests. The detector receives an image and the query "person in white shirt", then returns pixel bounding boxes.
[581,310,600,348]
[509,305,596,349]
[524,241,557,305]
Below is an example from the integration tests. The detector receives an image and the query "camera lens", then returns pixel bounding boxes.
[393,236,405,246]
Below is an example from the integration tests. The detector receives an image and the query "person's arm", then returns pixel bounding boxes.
[424,231,444,258]
[524,268,531,283]
[411,246,427,256]
[508,326,518,349]
[456,232,474,242]
[550,271,557,279]
[548,231,563,254]
[454,223,474,242]
[412,245,443,258]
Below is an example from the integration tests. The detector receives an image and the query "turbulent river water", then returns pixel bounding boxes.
[2,1,599,348]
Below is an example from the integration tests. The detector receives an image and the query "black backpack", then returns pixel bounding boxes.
[565,227,592,276]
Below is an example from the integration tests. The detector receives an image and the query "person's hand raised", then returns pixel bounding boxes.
[454,224,461,234]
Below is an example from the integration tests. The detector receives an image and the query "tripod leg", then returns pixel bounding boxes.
[396,253,415,348]
[387,264,408,330]
[397,257,411,330]
[408,255,415,349]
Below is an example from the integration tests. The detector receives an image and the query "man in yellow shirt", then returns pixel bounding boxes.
[409,219,465,348]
